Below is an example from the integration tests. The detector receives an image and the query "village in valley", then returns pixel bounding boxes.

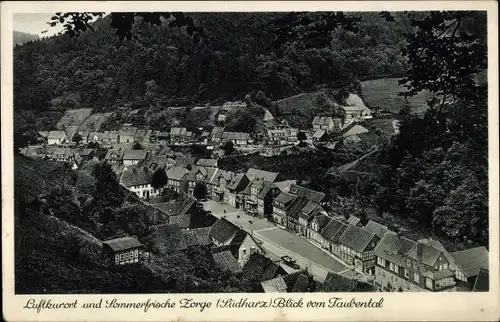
[13,11,489,295]
[18,91,488,293]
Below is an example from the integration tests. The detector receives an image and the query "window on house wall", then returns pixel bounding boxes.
[404,269,409,278]
[413,273,419,283]
[425,277,433,290]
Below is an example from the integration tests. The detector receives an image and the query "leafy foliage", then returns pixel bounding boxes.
[91,162,124,224]
[193,182,208,200]
[151,168,168,189]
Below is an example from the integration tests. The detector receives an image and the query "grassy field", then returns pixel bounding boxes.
[274,91,327,116]
[361,78,431,116]
[55,108,94,130]
[78,112,114,132]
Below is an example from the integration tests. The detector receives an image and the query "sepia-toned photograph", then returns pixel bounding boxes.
[2,1,499,321]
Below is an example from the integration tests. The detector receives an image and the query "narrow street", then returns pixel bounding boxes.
[202,200,350,282]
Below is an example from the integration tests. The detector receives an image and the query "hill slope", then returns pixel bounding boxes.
[13,31,38,46]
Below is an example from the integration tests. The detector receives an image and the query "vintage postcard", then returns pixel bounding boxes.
[2,1,499,321]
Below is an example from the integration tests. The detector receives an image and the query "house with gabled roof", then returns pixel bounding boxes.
[212,249,241,273]
[209,217,243,246]
[153,196,197,229]
[122,149,148,166]
[166,166,190,193]
[319,271,377,292]
[319,218,349,256]
[120,166,159,199]
[297,200,326,236]
[184,165,218,197]
[242,253,288,288]
[245,168,282,183]
[312,116,335,132]
[102,236,142,266]
[451,246,489,289]
[342,93,372,122]
[223,173,250,208]
[104,148,125,164]
[285,197,310,231]
[257,182,281,217]
[135,129,152,144]
[307,213,331,245]
[118,126,138,143]
[289,184,326,204]
[337,225,380,274]
[221,132,251,146]
[208,169,235,202]
[102,131,119,145]
[312,129,327,142]
[363,220,389,239]
[374,233,460,292]
[261,271,312,293]
[272,191,297,227]
[47,131,68,145]
[170,127,187,143]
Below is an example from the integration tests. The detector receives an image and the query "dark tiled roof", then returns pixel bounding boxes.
[289,185,325,203]
[288,273,310,292]
[103,236,142,252]
[212,249,241,273]
[261,276,288,293]
[166,166,190,181]
[287,197,310,219]
[245,168,280,182]
[242,253,282,282]
[274,180,297,192]
[321,219,348,242]
[120,167,153,187]
[451,246,489,278]
[154,196,196,217]
[105,149,125,161]
[312,130,326,139]
[274,191,296,205]
[123,149,147,160]
[301,201,320,216]
[346,215,361,226]
[472,267,489,292]
[196,158,218,168]
[170,127,187,135]
[338,225,376,253]
[363,220,389,238]
[406,241,444,267]
[209,218,240,244]
[374,232,416,265]
[227,174,247,190]
[313,214,330,230]
[257,183,277,199]
[320,272,377,292]
[261,261,283,281]
[222,132,250,141]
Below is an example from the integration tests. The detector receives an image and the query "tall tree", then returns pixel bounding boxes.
[151,168,168,190]
[91,162,124,223]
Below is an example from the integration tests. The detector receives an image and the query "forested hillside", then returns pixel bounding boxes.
[13,31,38,46]
[14,11,489,252]
[14,12,415,135]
